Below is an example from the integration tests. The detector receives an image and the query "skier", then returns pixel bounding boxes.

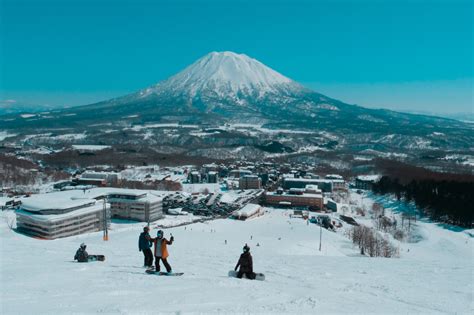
[234,244,256,280]
[74,243,89,262]
[138,226,153,267]
[152,230,174,273]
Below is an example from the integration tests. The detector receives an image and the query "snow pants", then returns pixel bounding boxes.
[237,271,256,280]
[155,256,172,272]
[142,248,153,267]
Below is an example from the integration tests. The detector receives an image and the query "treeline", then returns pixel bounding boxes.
[372,176,474,227]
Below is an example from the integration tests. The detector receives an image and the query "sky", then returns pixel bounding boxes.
[0,0,472,114]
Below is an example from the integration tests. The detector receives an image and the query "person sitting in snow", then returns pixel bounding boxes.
[151,230,174,273]
[138,226,154,267]
[234,244,256,280]
[74,243,89,262]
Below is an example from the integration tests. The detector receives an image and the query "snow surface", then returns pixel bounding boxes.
[0,131,17,141]
[20,114,36,118]
[1,200,473,314]
[72,145,111,151]
[140,51,303,99]
[181,183,221,194]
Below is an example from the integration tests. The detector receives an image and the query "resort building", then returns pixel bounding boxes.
[108,191,163,222]
[15,188,165,239]
[16,192,110,239]
[239,175,262,190]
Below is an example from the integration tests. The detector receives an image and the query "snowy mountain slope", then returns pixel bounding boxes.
[1,208,472,314]
[140,51,302,99]
[1,51,473,153]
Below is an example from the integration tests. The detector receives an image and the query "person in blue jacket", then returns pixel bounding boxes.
[138,226,154,267]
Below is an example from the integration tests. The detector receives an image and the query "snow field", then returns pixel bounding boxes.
[1,208,473,314]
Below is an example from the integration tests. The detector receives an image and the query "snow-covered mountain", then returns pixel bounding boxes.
[2,51,473,155]
[140,51,304,99]
[113,51,318,118]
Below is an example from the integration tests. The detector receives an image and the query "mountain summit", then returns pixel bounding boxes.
[139,51,305,100]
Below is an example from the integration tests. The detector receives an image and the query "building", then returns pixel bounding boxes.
[188,171,201,184]
[259,173,269,186]
[326,199,350,214]
[239,175,262,190]
[282,177,346,192]
[206,171,218,183]
[355,175,380,190]
[229,169,253,178]
[331,180,346,191]
[325,174,343,180]
[15,188,165,239]
[202,163,219,173]
[264,191,323,210]
[76,171,119,187]
[16,193,110,239]
[283,178,332,192]
[232,203,263,220]
[108,191,163,222]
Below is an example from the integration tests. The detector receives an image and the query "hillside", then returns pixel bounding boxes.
[1,201,472,314]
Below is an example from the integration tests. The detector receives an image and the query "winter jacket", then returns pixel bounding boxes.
[138,232,152,251]
[74,248,89,262]
[153,237,173,258]
[235,252,253,273]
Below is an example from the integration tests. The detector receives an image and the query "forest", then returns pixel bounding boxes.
[372,175,473,227]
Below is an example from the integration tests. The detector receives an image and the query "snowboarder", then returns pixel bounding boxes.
[74,243,104,262]
[74,243,89,262]
[234,244,256,280]
[152,230,174,273]
[139,226,153,267]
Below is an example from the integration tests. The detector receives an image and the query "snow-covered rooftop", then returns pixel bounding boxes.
[16,203,104,223]
[234,203,262,217]
[356,175,381,182]
[20,188,170,212]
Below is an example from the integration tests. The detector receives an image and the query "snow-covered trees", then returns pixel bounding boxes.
[349,225,398,258]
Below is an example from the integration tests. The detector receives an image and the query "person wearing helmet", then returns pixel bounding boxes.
[138,226,154,267]
[74,243,89,263]
[151,230,174,272]
[234,244,256,280]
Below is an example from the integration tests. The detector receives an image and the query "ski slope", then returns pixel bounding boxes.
[1,208,472,314]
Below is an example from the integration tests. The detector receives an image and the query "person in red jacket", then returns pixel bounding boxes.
[234,244,256,280]
[152,230,174,272]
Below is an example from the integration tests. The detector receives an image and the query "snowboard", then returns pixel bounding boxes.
[145,269,184,276]
[88,255,105,262]
[228,270,265,281]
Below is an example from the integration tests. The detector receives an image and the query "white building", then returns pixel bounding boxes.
[108,191,163,222]
[233,203,263,220]
[16,192,110,239]
[15,188,166,239]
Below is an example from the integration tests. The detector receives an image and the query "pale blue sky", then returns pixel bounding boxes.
[0,0,472,114]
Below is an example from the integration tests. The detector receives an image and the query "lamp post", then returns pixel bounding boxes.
[103,197,109,241]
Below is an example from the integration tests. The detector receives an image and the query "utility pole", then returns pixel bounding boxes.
[103,198,108,241]
[319,221,322,252]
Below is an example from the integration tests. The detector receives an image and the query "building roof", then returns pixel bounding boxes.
[356,175,381,182]
[21,193,97,212]
[266,192,323,198]
[234,203,261,217]
[284,178,329,183]
[16,202,105,223]
[20,188,168,212]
